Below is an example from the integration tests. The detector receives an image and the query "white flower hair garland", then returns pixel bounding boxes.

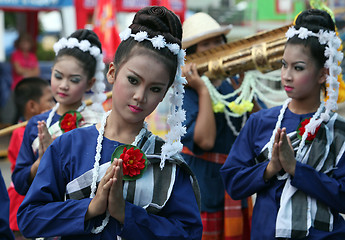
[120,28,187,169]
[267,26,343,164]
[53,37,107,112]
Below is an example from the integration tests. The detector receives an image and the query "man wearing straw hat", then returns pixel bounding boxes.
[181,12,261,240]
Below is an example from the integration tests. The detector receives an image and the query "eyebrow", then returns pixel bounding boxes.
[282,59,306,65]
[54,69,82,77]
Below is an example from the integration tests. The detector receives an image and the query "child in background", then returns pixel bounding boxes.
[12,29,106,196]
[221,9,345,239]
[7,77,54,239]
[17,6,202,239]
[11,33,40,90]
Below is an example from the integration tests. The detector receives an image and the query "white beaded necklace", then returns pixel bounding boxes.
[90,110,147,234]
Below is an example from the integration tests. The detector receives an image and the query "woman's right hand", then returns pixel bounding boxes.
[85,162,117,221]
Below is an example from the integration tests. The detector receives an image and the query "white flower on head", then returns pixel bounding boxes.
[151,35,166,49]
[96,60,106,71]
[79,40,91,52]
[67,38,79,48]
[318,30,329,45]
[285,27,297,39]
[297,27,311,39]
[330,66,342,77]
[325,58,333,68]
[90,46,101,57]
[177,49,186,66]
[53,38,67,55]
[324,46,336,58]
[335,51,344,63]
[134,31,148,42]
[167,43,180,55]
[332,36,342,49]
[119,28,132,41]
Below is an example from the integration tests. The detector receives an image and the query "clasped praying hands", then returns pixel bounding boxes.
[85,158,126,224]
[264,127,296,181]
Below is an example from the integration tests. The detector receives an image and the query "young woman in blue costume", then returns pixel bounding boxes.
[17,6,202,240]
[12,29,106,196]
[220,9,345,239]
[181,12,263,240]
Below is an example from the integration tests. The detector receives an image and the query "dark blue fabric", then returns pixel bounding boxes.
[0,170,14,240]
[220,106,345,239]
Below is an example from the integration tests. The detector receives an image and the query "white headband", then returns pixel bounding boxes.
[53,37,107,112]
[120,28,187,169]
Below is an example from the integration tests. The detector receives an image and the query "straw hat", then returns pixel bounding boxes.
[182,12,233,49]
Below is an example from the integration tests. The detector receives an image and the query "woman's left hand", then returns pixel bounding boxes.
[108,158,126,224]
[278,128,296,176]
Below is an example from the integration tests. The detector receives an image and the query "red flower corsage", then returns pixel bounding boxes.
[59,111,83,133]
[111,145,148,181]
[297,117,321,143]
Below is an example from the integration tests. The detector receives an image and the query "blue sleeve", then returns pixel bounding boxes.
[117,167,203,240]
[220,114,272,200]
[0,170,14,240]
[17,137,93,238]
[12,118,38,195]
[291,158,345,213]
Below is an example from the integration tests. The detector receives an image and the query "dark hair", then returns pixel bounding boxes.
[14,77,50,120]
[113,6,182,88]
[287,9,335,69]
[185,34,227,55]
[14,33,35,52]
[55,29,102,81]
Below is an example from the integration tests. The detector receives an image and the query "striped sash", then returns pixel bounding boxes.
[256,113,345,238]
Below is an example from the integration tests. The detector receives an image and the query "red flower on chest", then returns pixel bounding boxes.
[297,118,321,142]
[112,144,148,180]
[121,147,146,177]
[59,111,83,133]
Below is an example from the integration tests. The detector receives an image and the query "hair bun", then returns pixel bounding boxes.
[148,6,167,17]
[69,29,102,52]
[295,9,335,33]
[130,6,182,46]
